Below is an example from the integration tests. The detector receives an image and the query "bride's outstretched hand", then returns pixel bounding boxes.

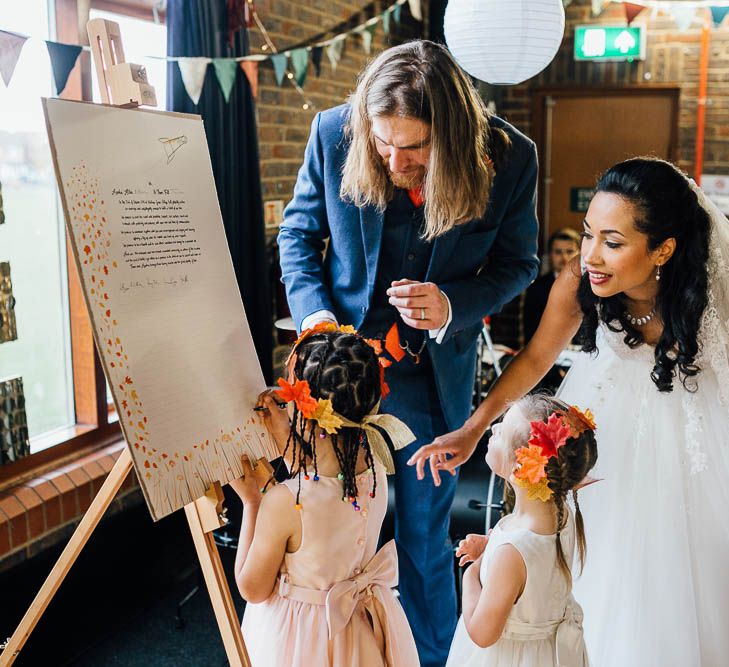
[406,425,481,486]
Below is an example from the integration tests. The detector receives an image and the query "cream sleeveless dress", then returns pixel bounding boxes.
[446,510,588,667]
[241,460,419,667]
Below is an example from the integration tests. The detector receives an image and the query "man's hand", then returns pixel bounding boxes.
[387,279,449,330]
[406,424,482,486]
[456,532,491,567]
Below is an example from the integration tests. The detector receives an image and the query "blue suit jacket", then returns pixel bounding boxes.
[278,105,539,430]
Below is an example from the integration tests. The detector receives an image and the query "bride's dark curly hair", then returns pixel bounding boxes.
[576,157,711,392]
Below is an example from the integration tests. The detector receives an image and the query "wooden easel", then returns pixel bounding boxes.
[0,20,267,667]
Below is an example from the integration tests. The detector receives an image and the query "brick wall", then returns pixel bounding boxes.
[498,0,729,177]
[0,441,141,571]
[248,0,427,204]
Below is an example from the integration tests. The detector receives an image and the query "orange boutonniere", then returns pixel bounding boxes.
[276,377,318,418]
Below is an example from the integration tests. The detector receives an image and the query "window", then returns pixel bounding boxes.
[0,2,75,451]
[0,1,165,475]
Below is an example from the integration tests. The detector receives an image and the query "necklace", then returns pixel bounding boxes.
[626,308,655,327]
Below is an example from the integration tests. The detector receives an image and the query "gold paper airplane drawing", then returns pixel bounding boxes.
[158,135,188,163]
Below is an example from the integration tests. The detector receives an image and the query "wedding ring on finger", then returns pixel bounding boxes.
[420,307,426,320]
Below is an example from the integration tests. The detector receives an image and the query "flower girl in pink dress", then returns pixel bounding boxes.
[447,395,598,667]
[230,326,419,667]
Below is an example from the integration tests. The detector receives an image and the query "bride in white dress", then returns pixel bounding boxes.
[409,157,729,666]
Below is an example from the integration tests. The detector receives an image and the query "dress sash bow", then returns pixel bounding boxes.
[502,594,588,667]
[277,539,399,639]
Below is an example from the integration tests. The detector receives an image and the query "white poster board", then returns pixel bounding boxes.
[43,98,277,520]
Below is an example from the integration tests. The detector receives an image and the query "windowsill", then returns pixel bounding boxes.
[0,422,123,488]
[31,423,96,454]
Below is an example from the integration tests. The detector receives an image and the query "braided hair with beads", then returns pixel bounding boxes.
[277,330,383,510]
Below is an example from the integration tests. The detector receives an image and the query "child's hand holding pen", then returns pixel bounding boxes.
[253,389,292,451]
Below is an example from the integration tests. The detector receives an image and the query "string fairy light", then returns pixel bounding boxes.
[248,0,315,110]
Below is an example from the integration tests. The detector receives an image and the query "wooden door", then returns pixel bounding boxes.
[532,87,680,249]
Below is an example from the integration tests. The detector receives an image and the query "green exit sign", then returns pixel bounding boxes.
[574,26,645,62]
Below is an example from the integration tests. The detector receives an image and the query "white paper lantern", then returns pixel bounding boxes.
[444,0,565,85]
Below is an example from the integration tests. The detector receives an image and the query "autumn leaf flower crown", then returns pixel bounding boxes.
[276,322,415,475]
[513,406,597,502]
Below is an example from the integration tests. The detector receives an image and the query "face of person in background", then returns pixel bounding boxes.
[371,115,431,190]
[549,238,580,274]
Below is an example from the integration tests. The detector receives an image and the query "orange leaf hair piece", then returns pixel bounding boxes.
[563,405,597,437]
[514,445,549,485]
[380,363,390,400]
[293,321,339,348]
[514,475,553,502]
[528,413,571,459]
[276,378,318,418]
[365,338,383,355]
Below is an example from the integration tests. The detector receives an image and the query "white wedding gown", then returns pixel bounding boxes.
[556,183,729,667]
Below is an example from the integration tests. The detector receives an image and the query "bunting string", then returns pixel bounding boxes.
[6,0,727,106]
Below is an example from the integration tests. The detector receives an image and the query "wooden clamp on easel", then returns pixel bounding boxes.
[0,19,273,666]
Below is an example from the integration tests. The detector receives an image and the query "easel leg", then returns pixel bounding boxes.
[184,500,251,667]
[0,448,134,666]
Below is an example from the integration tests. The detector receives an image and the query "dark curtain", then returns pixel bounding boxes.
[166,0,272,382]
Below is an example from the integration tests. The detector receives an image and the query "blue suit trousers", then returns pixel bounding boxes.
[381,352,459,667]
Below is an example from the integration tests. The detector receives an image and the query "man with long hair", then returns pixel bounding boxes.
[278,40,539,666]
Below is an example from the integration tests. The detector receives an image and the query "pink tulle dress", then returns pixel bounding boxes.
[241,460,419,667]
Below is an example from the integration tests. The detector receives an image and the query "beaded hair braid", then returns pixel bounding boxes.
[278,331,382,510]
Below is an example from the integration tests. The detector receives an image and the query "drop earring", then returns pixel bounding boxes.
[656,265,661,281]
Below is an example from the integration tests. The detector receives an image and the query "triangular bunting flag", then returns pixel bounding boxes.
[45,41,82,95]
[326,37,345,71]
[624,3,644,24]
[711,6,729,27]
[393,3,403,24]
[382,9,392,36]
[212,58,238,102]
[270,53,288,86]
[290,48,309,87]
[408,0,423,21]
[177,57,210,105]
[0,30,28,87]
[240,60,259,98]
[358,24,377,55]
[311,46,323,77]
[671,6,696,32]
